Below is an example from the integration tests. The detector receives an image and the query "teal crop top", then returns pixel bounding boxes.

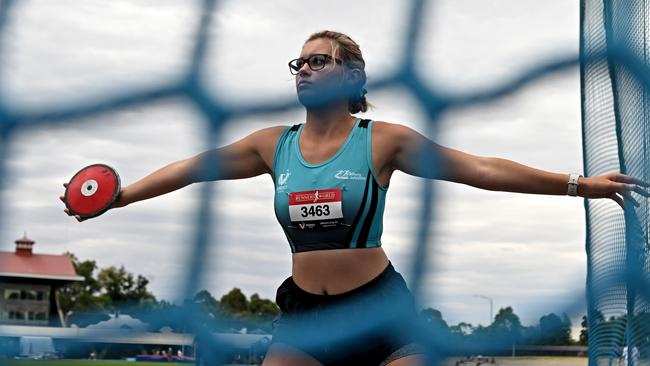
[272,117,388,253]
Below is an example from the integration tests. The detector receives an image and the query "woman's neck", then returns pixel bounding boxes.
[303,104,356,138]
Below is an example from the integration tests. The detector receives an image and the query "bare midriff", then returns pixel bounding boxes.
[291,246,390,295]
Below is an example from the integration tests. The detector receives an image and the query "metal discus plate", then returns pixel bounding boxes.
[64,163,121,219]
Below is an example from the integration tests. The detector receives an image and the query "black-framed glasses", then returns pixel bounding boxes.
[288,54,342,75]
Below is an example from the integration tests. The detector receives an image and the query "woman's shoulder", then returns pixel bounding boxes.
[368,120,412,139]
[249,124,292,143]
[256,124,292,135]
[367,120,425,156]
[248,124,294,157]
[230,125,293,174]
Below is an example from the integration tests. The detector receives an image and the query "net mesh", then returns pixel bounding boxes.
[0,0,646,365]
[581,0,650,365]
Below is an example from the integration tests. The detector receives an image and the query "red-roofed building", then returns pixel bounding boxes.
[0,233,82,327]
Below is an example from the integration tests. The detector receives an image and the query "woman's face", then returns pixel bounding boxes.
[294,38,351,108]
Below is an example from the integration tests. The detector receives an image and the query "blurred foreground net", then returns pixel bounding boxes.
[0,0,648,365]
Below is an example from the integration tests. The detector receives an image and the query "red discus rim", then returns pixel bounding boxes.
[64,163,121,219]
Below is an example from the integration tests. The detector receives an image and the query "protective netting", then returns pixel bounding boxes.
[581,0,650,365]
[0,0,643,365]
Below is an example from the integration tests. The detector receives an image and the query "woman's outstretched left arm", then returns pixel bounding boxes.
[384,122,650,210]
[473,158,649,209]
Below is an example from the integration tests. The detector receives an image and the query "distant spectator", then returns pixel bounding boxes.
[622,345,640,366]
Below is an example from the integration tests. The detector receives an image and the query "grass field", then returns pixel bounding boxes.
[2,357,590,366]
[443,357,588,366]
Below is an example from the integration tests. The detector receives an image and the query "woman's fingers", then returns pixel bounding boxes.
[63,208,83,221]
[609,192,625,210]
[621,190,640,207]
[624,174,650,186]
[61,182,68,200]
[65,209,82,222]
[614,182,635,196]
[607,171,646,185]
[613,173,650,187]
[61,182,83,221]
[634,185,650,198]
[61,183,68,202]
[615,181,650,199]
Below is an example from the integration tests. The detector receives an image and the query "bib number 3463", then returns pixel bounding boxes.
[289,188,343,230]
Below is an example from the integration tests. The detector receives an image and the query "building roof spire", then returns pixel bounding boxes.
[15,232,35,255]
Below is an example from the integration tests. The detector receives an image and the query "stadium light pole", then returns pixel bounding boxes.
[473,294,493,326]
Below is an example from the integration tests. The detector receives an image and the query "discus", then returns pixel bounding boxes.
[64,163,121,219]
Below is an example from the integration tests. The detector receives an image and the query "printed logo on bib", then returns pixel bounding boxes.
[289,189,343,230]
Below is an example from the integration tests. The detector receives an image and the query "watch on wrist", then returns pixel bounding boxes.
[567,173,583,196]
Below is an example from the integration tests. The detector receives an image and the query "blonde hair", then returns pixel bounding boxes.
[305,30,373,114]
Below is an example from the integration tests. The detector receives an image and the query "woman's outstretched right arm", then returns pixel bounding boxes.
[61,125,287,221]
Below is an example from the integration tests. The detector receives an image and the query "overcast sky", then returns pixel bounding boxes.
[0,0,596,336]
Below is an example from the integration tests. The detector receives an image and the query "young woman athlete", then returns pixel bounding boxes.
[61,30,649,366]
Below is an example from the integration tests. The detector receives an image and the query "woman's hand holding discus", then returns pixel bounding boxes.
[59,164,125,222]
[59,182,127,222]
[59,157,201,222]
[578,172,650,210]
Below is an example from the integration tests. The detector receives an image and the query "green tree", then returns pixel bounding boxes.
[97,265,155,309]
[58,253,104,316]
[579,315,588,345]
[57,252,156,325]
[491,306,523,344]
[134,300,186,332]
[538,312,572,345]
[420,308,450,336]
[59,252,281,332]
[194,289,221,316]
[220,288,248,315]
[579,311,605,346]
[450,322,474,336]
[248,293,279,319]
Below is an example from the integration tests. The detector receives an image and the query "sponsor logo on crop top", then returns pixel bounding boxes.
[334,169,366,180]
[277,169,291,192]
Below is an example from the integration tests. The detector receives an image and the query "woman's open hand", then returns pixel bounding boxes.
[578,172,650,210]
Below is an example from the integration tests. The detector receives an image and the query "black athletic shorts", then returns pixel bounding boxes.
[270,261,425,366]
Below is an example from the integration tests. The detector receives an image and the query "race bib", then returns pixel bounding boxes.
[289,188,343,230]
